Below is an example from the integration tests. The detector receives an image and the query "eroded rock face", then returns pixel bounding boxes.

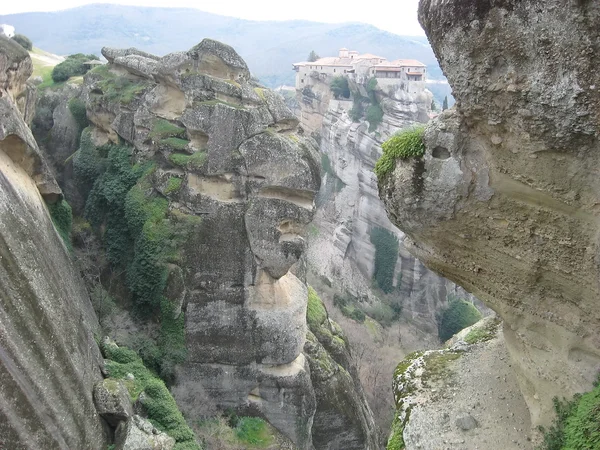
[379,0,600,426]
[82,39,321,448]
[304,290,380,450]
[303,73,477,334]
[0,36,106,449]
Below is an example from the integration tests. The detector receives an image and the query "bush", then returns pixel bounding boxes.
[68,97,89,131]
[47,199,73,251]
[235,417,274,446]
[168,152,206,169]
[101,342,200,449]
[539,378,600,450]
[329,76,350,99]
[374,126,426,180]
[12,34,32,50]
[52,53,97,83]
[366,104,383,132]
[438,298,482,342]
[370,227,399,293]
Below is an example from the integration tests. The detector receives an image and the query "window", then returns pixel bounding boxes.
[334,69,336,72]
[301,79,304,83]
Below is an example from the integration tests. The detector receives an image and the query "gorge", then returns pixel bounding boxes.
[1,0,600,448]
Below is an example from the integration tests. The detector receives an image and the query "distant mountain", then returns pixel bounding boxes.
[0,4,443,87]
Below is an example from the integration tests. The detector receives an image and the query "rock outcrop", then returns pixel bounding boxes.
[0,36,106,449]
[390,317,533,450]
[302,71,477,334]
[379,0,600,427]
[74,38,376,449]
[304,288,379,449]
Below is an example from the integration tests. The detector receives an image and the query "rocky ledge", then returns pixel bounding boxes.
[379,0,600,427]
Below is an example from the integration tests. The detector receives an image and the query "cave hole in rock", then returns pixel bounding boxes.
[432,146,451,160]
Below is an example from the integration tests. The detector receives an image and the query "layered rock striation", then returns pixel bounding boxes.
[379,0,600,426]
[0,36,106,449]
[77,39,377,449]
[302,73,474,333]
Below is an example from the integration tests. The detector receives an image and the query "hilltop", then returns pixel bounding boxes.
[0,4,442,87]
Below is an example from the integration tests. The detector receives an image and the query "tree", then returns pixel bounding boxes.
[12,34,32,51]
[431,99,437,111]
[442,95,449,111]
[307,50,320,62]
[51,53,98,83]
[438,297,482,342]
[329,76,350,99]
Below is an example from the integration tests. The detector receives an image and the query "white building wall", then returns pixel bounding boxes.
[0,25,15,38]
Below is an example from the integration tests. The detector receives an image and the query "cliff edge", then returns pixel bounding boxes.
[378,0,600,427]
[0,36,106,449]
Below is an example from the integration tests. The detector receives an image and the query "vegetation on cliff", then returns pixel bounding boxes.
[73,129,199,381]
[539,378,600,450]
[12,34,32,50]
[52,53,98,82]
[102,341,201,450]
[374,126,426,180]
[437,298,482,342]
[370,226,399,294]
[47,198,73,251]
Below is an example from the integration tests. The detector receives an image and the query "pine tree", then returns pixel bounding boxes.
[307,50,320,62]
[431,99,437,111]
[442,96,449,111]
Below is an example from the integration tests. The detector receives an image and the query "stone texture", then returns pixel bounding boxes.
[304,293,379,450]
[379,0,600,427]
[81,39,325,449]
[115,415,175,450]
[0,36,106,449]
[391,318,533,450]
[302,70,482,335]
[93,379,133,426]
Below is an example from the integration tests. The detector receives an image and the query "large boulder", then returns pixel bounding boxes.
[379,0,600,426]
[93,379,133,427]
[115,415,175,450]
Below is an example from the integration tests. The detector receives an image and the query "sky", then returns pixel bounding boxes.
[0,0,426,36]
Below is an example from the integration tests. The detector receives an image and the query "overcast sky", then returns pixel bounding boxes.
[1,0,425,36]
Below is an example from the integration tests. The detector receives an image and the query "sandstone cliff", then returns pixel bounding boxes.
[302,72,477,335]
[71,39,377,449]
[379,0,600,428]
[0,36,106,449]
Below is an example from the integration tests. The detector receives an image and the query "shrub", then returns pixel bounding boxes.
[11,34,32,50]
[235,417,274,447]
[438,298,482,342]
[538,377,600,450]
[68,97,89,131]
[161,137,190,150]
[47,199,73,251]
[370,227,399,293]
[165,177,183,195]
[330,76,350,99]
[374,126,426,180]
[101,342,200,449]
[366,104,383,132]
[150,119,186,140]
[52,53,97,83]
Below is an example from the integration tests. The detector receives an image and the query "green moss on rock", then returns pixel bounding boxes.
[307,286,327,329]
[375,126,426,180]
[101,341,200,449]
